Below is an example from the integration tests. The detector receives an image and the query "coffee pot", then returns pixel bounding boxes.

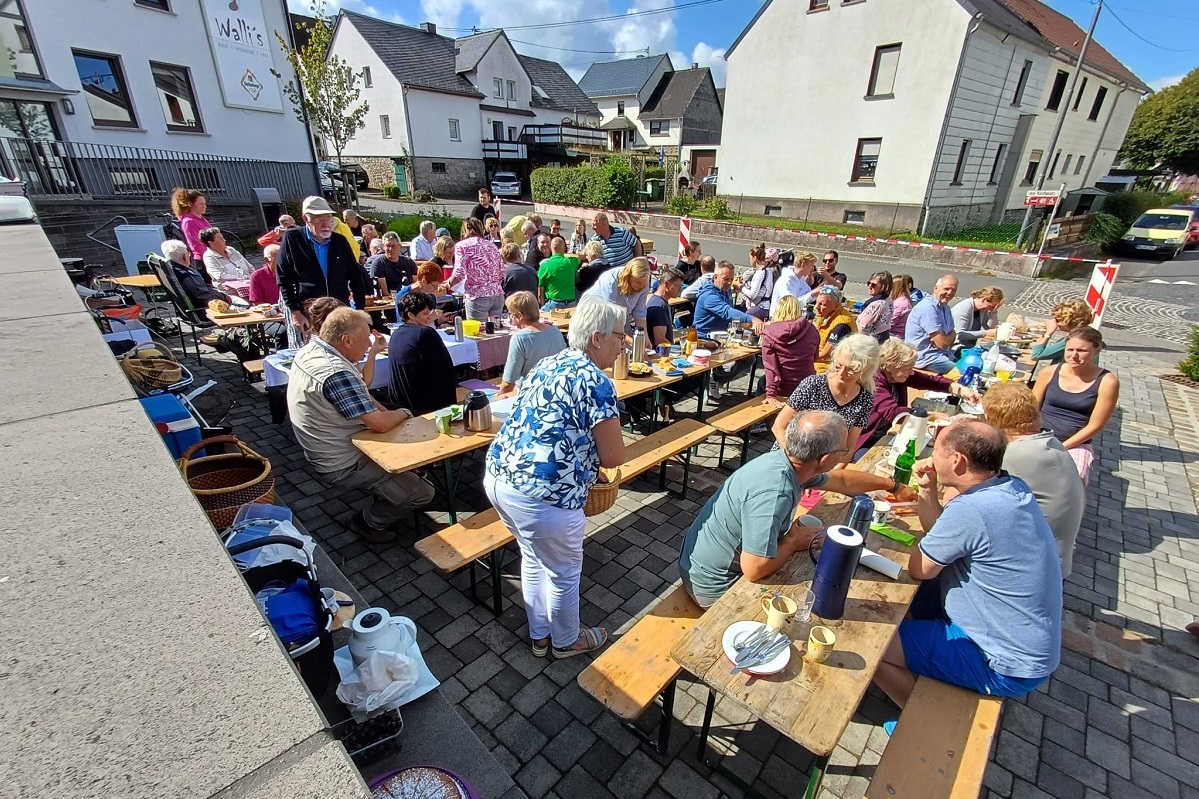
[348,607,405,666]
[463,390,492,432]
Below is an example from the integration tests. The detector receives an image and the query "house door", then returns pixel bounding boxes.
[391,158,408,193]
[492,121,504,140]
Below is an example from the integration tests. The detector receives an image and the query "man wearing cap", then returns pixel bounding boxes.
[277,196,368,339]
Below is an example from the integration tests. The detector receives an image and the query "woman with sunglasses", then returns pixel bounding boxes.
[856,271,894,342]
[771,333,879,465]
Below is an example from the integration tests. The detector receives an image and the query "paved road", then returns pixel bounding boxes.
[1103,248,1199,321]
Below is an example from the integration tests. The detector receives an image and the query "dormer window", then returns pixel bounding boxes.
[617,101,625,116]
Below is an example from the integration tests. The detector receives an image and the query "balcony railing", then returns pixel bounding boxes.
[482,140,528,160]
[520,124,606,149]
[0,136,317,200]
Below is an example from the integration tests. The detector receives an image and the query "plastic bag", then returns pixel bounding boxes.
[336,650,419,721]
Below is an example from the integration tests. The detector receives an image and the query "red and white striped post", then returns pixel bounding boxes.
[1085,259,1119,328]
[678,216,691,259]
[493,198,502,222]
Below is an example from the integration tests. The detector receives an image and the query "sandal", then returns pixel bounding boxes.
[552,626,608,659]
[531,638,550,658]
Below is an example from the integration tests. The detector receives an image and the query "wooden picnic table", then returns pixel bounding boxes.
[671,443,924,790]
[108,274,162,288]
[207,308,283,328]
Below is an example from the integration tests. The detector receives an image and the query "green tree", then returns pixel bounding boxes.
[1120,68,1199,175]
[273,2,369,203]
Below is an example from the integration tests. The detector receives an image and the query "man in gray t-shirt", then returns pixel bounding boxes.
[679,411,915,606]
[983,382,1085,576]
[875,418,1062,708]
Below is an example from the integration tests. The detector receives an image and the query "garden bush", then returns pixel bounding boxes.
[703,196,734,220]
[1180,325,1199,381]
[667,193,699,216]
[531,157,638,209]
[1081,212,1126,252]
[386,213,463,241]
[381,184,401,199]
[1101,189,1190,227]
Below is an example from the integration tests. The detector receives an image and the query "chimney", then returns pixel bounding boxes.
[692,62,699,69]
[420,22,436,34]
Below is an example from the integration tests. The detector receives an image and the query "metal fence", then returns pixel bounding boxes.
[0,136,317,202]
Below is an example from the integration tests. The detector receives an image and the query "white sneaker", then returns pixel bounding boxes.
[709,381,722,401]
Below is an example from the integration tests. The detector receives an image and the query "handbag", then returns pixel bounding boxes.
[119,342,183,390]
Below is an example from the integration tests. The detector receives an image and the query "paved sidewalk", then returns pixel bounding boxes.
[172,322,1198,799]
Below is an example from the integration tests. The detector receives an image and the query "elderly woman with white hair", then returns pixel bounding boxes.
[161,239,232,309]
[485,296,627,659]
[771,333,880,465]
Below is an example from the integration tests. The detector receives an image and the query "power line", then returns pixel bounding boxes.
[506,37,648,55]
[1101,2,1199,22]
[440,0,730,33]
[1105,7,1199,53]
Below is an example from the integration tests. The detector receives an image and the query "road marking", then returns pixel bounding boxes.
[1144,279,1196,285]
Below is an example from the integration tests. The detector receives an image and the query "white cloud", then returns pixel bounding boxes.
[1149,73,1186,91]
[690,42,726,87]
[420,0,466,29]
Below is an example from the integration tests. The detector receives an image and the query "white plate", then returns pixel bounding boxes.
[721,620,792,677]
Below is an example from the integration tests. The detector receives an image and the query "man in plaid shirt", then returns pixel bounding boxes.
[287,307,434,543]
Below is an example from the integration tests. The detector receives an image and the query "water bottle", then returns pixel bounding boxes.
[844,495,875,538]
[982,344,999,376]
[453,317,464,342]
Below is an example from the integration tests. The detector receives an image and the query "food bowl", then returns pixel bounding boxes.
[690,348,712,366]
[627,362,653,377]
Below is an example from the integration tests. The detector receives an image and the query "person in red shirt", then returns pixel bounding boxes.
[257,214,297,248]
[249,244,281,305]
[762,295,819,403]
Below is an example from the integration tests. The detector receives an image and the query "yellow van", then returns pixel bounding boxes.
[1119,208,1194,260]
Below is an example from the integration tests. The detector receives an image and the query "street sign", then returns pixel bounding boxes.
[1024,189,1061,207]
[1046,223,1062,238]
[1085,260,1119,327]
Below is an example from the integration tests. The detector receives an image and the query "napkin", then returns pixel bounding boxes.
[860,549,902,579]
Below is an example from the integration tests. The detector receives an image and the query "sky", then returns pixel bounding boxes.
[290,0,1198,91]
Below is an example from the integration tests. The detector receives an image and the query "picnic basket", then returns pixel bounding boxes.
[119,343,182,390]
[583,468,621,517]
[178,435,276,529]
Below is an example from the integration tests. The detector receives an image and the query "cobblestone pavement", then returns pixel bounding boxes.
[1012,280,1195,346]
[171,329,1198,799]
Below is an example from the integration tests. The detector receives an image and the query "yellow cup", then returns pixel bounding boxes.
[761,594,798,632]
[807,625,836,663]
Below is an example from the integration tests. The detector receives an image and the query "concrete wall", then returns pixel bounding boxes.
[412,155,486,198]
[0,223,369,798]
[34,197,268,268]
[720,0,970,205]
[716,194,924,233]
[27,0,312,162]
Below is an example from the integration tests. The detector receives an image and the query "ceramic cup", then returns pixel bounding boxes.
[433,408,453,435]
[320,586,339,615]
[807,625,837,663]
[761,594,798,633]
[872,500,892,526]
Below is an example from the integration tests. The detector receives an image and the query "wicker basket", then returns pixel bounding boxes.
[178,435,276,530]
[119,343,182,390]
[583,468,621,517]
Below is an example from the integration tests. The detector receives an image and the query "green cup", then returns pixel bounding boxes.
[433,409,452,435]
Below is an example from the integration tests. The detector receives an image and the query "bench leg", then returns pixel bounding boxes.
[717,433,727,469]
[803,754,828,799]
[488,549,503,615]
[697,687,717,765]
[658,460,668,492]
[739,429,751,467]
[680,446,692,501]
[621,678,678,754]
[443,459,458,524]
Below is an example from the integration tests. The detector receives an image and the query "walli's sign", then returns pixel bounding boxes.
[202,0,283,113]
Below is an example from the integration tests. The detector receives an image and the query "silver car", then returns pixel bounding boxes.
[490,171,521,198]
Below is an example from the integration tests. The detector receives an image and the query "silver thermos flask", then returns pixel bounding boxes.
[454,317,464,342]
[631,329,647,363]
[844,494,875,537]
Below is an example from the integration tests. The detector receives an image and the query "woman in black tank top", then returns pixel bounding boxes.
[1033,327,1119,484]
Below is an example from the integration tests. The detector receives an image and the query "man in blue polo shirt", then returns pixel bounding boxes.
[904,274,958,374]
[591,211,642,268]
[874,418,1062,708]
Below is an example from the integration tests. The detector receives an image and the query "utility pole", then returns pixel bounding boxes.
[1017,0,1103,249]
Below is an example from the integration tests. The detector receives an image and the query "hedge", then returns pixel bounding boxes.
[385,214,464,241]
[1101,189,1190,227]
[530,158,638,210]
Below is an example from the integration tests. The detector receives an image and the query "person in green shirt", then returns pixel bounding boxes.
[538,235,579,311]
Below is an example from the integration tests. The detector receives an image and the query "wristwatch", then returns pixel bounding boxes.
[890,479,901,494]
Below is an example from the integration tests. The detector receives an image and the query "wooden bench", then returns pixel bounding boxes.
[413,418,714,613]
[707,396,780,468]
[241,358,265,383]
[866,677,1003,799]
[615,417,715,500]
[578,583,704,752]
[415,508,512,615]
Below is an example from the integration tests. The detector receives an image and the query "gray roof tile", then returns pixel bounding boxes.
[342,11,482,98]
[454,30,504,74]
[639,68,712,120]
[519,55,599,115]
[578,54,672,98]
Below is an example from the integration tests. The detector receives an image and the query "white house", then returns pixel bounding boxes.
[0,0,317,199]
[577,56,723,181]
[719,0,1149,234]
[329,11,600,197]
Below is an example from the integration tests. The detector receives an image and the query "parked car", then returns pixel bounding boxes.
[490,171,521,198]
[319,171,345,202]
[1171,204,1199,249]
[1118,208,1194,260]
[318,161,369,190]
[698,173,718,198]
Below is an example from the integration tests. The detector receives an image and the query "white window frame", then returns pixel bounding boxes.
[649,120,671,136]
[362,66,372,88]
[448,118,461,141]
[506,80,516,100]
[380,114,391,139]
[866,44,901,98]
[951,139,971,185]
[493,78,502,98]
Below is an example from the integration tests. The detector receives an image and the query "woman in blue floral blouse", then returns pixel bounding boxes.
[485,296,628,658]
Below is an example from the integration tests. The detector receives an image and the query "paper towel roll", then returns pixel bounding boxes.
[860,549,902,579]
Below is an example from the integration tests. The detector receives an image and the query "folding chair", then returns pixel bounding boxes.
[147,253,215,362]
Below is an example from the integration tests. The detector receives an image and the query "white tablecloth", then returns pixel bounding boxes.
[263,330,481,390]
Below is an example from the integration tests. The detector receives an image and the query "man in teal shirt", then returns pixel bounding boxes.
[679,411,915,606]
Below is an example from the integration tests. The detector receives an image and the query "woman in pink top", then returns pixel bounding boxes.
[172,187,211,267]
[249,244,281,305]
[889,273,916,339]
[447,216,506,321]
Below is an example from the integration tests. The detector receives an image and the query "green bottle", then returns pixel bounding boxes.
[893,439,918,486]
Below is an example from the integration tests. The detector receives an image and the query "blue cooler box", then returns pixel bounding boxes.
[139,394,202,458]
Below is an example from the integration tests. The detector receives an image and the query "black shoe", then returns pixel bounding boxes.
[346,510,396,544]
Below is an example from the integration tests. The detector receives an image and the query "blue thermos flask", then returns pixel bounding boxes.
[808,524,866,620]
